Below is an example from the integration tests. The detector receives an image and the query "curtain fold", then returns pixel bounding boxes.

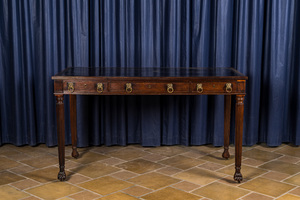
[0,0,299,147]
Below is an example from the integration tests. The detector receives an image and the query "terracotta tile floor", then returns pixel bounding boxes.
[1,144,300,199]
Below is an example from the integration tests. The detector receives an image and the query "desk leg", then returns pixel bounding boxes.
[234,95,245,183]
[55,95,66,181]
[70,95,79,158]
[222,95,231,159]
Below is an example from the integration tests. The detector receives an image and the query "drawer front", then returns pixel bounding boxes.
[191,81,237,94]
[110,82,189,94]
[63,81,108,94]
[62,80,244,95]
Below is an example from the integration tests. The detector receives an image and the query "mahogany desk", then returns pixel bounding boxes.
[52,67,248,183]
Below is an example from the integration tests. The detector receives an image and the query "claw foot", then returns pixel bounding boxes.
[222,148,230,159]
[234,171,243,183]
[58,171,66,181]
[72,147,79,159]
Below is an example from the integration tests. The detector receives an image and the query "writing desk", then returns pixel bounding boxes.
[52,67,248,183]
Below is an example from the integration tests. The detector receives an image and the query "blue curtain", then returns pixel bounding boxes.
[0,0,299,147]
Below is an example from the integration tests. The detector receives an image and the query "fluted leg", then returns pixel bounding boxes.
[56,95,66,181]
[234,95,245,183]
[222,95,231,159]
[70,95,79,158]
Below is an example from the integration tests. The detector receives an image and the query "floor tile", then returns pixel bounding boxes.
[111,171,138,180]
[218,175,244,185]
[4,151,32,161]
[239,177,295,197]
[73,162,120,178]
[193,182,249,200]
[2,144,300,200]
[128,172,180,190]
[20,155,58,168]
[21,196,41,200]
[0,185,29,200]
[198,161,225,171]
[106,148,149,161]
[290,187,300,196]
[277,194,300,200]
[116,159,163,174]
[101,157,126,165]
[26,182,82,200]
[242,158,265,166]
[217,165,267,180]
[158,155,204,170]
[142,153,167,162]
[65,160,83,169]
[275,145,300,157]
[71,152,108,164]
[180,150,206,159]
[0,156,20,171]
[8,164,35,174]
[254,143,281,152]
[156,166,182,176]
[189,145,223,155]
[15,146,49,157]
[242,192,273,200]
[99,192,139,200]
[23,167,60,183]
[91,146,123,154]
[0,171,25,185]
[144,146,187,157]
[285,174,300,186]
[79,176,133,195]
[199,152,235,165]
[67,173,91,184]
[262,171,290,181]
[69,190,101,200]
[172,181,200,192]
[123,186,152,197]
[242,149,282,162]
[10,179,40,190]
[278,155,300,164]
[259,160,300,175]
[142,187,200,200]
[174,168,226,185]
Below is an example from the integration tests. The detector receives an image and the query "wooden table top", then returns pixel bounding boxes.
[52,67,248,80]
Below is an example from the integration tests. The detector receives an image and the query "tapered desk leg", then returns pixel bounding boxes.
[234,95,245,183]
[70,95,79,158]
[222,95,231,159]
[55,95,66,181]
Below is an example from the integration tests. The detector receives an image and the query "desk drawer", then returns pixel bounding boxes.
[191,81,237,94]
[110,82,189,94]
[63,81,108,94]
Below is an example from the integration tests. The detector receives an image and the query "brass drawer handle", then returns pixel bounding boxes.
[197,83,203,93]
[226,83,232,93]
[97,83,103,93]
[126,83,132,93]
[68,82,74,93]
[167,83,174,93]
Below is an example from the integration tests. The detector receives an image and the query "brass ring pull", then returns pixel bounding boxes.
[126,83,132,93]
[68,82,74,93]
[97,83,103,93]
[197,83,203,93]
[167,83,174,93]
[226,83,232,93]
